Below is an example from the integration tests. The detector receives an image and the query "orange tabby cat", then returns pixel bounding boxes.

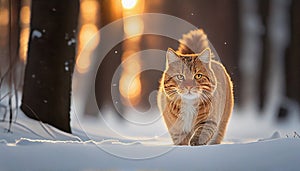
[157,29,233,145]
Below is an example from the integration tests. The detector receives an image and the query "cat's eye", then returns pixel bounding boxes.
[176,74,185,80]
[194,74,202,80]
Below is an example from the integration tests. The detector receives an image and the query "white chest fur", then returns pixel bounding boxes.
[180,98,199,133]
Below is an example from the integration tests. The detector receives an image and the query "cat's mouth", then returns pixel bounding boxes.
[181,91,199,100]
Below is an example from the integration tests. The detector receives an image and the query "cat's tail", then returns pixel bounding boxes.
[178,29,209,54]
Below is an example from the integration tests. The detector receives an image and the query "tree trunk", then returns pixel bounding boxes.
[258,0,270,111]
[281,0,300,119]
[21,0,79,133]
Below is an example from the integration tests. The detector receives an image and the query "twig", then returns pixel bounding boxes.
[13,89,19,122]
[0,92,11,102]
[0,69,11,90]
[7,95,13,132]
[22,103,56,139]
[0,103,7,122]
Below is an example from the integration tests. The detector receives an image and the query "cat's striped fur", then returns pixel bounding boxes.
[157,29,234,145]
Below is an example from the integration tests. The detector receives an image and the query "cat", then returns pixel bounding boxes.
[157,29,234,145]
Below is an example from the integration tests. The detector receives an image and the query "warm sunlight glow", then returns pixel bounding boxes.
[80,0,98,23]
[126,59,141,73]
[0,8,9,26]
[121,0,137,9]
[119,0,144,106]
[76,0,100,73]
[20,6,30,24]
[77,24,99,73]
[19,28,30,61]
[79,24,99,52]
[76,53,91,73]
[124,17,144,37]
[120,74,142,105]
[18,0,31,62]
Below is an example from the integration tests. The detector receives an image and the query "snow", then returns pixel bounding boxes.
[1,109,300,170]
[64,61,71,71]
[31,30,42,39]
[1,137,299,171]
[65,66,69,71]
[67,38,76,46]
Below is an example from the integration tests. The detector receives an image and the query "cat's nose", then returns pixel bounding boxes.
[186,86,192,90]
[182,79,194,87]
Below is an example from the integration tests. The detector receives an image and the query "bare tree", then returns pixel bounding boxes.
[21,0,79,133]
[0,0,21,132]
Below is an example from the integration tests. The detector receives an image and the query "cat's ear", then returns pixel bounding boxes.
[198,48,211,63]
[166,48,180,64]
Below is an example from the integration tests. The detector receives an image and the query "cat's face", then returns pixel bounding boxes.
[163,48,216,100]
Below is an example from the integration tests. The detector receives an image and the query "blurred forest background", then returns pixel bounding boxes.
[0,0,299,132]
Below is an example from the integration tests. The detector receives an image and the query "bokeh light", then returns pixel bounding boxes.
[123,16,144,37]
[20,6,30,24]
[121,0,137,9]
[76,0,100,73]
[19,27,30,61]
[0,8,9,26]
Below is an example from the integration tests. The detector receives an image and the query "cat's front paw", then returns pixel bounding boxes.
[171,132,191,145]
[189,141,206,146]
[189,136,207,146]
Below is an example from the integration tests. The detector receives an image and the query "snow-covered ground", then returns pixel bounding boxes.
[1,108,300,171]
